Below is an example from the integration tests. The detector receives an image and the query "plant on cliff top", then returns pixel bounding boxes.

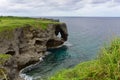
[49,38,120,80]
[0,16,62,32]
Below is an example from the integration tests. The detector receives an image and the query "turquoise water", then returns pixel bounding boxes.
[25,17,120,79]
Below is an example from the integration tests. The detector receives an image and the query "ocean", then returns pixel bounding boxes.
[22,17,120,80]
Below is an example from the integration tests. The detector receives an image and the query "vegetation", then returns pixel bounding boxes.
[0,54,11,80]
[0,68,7,80]
[0,54,11,65]
[49,38,120,80]
[0,16,61,32]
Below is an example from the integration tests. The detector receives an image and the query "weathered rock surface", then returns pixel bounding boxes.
[0,23,68,80]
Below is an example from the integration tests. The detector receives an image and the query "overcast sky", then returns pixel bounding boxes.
[0,0,120,17]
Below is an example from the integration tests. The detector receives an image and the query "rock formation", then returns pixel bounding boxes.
[0,22,68,80]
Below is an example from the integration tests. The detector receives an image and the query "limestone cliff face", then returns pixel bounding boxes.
[0,23,68,80]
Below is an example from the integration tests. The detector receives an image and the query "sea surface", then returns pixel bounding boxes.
[23,17,120,80]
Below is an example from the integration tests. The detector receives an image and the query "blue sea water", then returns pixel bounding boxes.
[24,17,120,80]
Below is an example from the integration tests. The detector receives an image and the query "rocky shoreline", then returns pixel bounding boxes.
[0,19,68,80]
[19,51,51,80]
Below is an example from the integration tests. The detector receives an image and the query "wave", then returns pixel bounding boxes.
[20,73,33,80]
[19,61,43,80]
[47,41,72,50]
[19,54,47,80]
[63,41,72,47]
[20,73,43,80]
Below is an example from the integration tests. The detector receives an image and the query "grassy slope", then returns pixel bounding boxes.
[49,38,120,80]
[0,16,61,32]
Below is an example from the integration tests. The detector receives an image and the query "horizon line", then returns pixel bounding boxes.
[1,15,120,18]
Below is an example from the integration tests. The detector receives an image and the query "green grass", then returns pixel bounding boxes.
[49,38,120,80]
[0,16,61,32]
[0,54,11,65]
[0,16,62,39]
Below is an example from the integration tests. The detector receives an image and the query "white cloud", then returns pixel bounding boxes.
[75,0,120,17]
[0,0,120,16]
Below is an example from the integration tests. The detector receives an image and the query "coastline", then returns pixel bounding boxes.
[0,16,68,80]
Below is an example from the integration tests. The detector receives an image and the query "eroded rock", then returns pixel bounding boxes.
[0,22,68,80]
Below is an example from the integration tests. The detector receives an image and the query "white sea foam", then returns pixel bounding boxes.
[20,73,43,80]
[19,56,44,80]
[63,41,72,47]
[20,73,33,80]
[48,41,72,49]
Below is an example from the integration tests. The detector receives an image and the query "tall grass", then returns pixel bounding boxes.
[49,38,120,80]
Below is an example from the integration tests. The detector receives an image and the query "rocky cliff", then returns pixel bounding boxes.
[0,21,68,80]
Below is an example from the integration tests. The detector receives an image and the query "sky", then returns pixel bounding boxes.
[0,0,120,17]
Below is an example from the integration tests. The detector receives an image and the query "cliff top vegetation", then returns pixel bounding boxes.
[0,16,61,32]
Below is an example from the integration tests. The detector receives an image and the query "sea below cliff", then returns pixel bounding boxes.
[24,17,120,80]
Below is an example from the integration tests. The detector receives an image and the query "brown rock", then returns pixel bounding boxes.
[0,22,68,80]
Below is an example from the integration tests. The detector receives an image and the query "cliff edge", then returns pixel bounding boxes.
[0,17,68,80]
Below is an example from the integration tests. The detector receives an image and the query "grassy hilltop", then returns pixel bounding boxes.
[0,16,61,32]
[49,38,120,80]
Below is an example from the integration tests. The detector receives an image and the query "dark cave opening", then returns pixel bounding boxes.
[6,51,15,56]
